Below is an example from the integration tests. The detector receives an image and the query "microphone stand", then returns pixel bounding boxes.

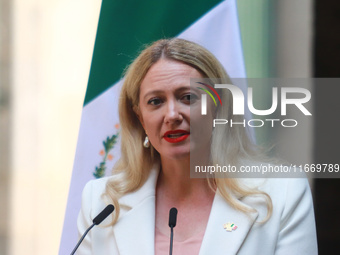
[70,204,114,255]
[168,207,177,255]
[169,225,174,255]
[70,223,95,255]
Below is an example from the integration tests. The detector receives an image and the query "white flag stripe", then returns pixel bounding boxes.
[179,0,246,79]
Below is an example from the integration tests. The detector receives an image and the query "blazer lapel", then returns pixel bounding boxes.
[199,192,258,255]
[113,167,159,255]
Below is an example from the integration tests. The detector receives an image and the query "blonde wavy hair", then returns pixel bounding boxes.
[104,38,272,224]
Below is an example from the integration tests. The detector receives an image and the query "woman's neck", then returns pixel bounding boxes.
[158,156,214,200]
[155,156,215,241]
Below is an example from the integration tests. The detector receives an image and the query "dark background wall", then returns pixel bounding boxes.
[314,0,340,254]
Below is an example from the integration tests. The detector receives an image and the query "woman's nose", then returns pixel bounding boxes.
[163,101,183,124]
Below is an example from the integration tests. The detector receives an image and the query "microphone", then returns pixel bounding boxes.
[70,204,114,255]
[168,207,178,255]
[93,204,115,225]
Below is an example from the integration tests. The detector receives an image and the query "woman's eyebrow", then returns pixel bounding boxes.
[141,90,164,102]
[142,85,195,99]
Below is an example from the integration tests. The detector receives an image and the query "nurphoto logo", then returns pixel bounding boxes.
[196,81,312,128]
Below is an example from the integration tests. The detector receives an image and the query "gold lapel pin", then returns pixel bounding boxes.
[223,222,238,232]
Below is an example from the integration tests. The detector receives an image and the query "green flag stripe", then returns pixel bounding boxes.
[84,0,222,106]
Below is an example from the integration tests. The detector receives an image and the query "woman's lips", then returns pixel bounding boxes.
[163,130,190,143]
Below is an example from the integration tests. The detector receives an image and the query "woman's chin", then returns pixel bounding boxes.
[160,148,190,161]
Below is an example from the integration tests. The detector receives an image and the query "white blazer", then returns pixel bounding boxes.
[77,166,318,255]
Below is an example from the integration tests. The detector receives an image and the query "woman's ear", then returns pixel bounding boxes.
[133,105,145,128]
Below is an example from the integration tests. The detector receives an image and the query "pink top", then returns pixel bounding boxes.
[155,227,205,255]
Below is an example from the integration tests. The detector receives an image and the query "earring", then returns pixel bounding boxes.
[143,135,150,148]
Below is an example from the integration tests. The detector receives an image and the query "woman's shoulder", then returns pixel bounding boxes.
[240,177,312,202]
[81,165,159,204]
[80,176,117,206]
[83,176,111,193]
[240,176,310,189]
[237,160,310,192]
[239,177,314,222]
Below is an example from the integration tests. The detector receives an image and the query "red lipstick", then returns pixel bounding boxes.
[163,130,190,143]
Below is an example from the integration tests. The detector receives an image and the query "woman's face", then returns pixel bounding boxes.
[137,59,214,160]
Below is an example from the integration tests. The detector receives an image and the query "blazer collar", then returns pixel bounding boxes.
[112,166,258,255]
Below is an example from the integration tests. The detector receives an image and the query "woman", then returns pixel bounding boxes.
[77,38,317,254]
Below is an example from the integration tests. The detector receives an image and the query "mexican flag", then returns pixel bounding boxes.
[59,0,248,253]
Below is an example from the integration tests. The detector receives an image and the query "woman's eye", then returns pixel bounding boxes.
[182,93,198,104]
[147,98,162,106]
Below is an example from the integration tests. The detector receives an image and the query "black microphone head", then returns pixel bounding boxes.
[92,204,114,225]
[168,207,178,228]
